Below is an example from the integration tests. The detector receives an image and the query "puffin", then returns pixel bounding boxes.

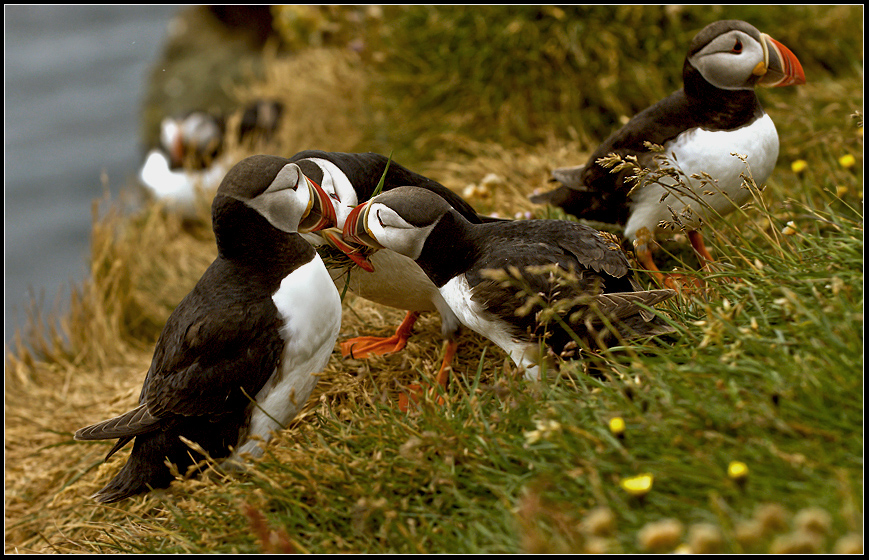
[530,20,806,286]
[340,186,676,384]
[138,100,284,214]
[286,150,491,375]
[75,154,340,503]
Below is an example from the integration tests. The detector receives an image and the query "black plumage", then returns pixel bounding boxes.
[289,149,484,222]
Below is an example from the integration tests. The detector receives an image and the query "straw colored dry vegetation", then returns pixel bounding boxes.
[5,5,863,554]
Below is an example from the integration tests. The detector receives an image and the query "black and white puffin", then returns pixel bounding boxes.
[530,20,805,286]
[75,154,339,503]
[139,100,284,213]
[341,186,676,382]
[286,150,490,373]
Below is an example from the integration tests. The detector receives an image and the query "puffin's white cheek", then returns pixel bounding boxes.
[371,227,425,260]
[693,40,765,90]
[335,204,356,229]
[248,188,309,233]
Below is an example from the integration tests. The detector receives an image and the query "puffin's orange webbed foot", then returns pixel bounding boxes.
[341,311,419,359]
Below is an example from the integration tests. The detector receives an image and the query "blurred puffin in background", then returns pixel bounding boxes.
[138,99,283,214]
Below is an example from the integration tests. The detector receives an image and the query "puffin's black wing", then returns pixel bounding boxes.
[75,259,283,446]
[466,220,633,288]
[465,220,674,348]
[141,266,284,420]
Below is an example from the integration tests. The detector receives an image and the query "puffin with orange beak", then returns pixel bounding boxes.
[530,20,806,288]
[75,156,339,503]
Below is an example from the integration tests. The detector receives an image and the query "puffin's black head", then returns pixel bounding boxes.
[212,155,335,258]
[684,19,805,93]
[342,186,456,260]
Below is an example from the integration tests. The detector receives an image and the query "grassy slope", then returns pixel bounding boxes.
[5,5,863,554]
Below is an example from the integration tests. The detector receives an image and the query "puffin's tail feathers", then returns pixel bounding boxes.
[90,430,186,503]
[530,183,607,222]
[75,403,159,442]
[529,164,587,206]
[75,403,161,461]
[585,289,678,339]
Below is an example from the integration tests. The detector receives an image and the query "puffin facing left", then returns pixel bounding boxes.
[74,155,340,503]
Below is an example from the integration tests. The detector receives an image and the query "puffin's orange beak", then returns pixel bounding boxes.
[342,202,385,251]
[298,176,337,233]
[320,201,386,273]
[758,34,806,87]
[170,134,185,167]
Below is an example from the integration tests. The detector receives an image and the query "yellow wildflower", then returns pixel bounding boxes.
[727,460,749,480]
[790,159,808,173]
[620,473,653,497]
[609,417,626,437]
[838,154,856,168]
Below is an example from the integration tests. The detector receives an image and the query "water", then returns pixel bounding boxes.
[4,5,181,346]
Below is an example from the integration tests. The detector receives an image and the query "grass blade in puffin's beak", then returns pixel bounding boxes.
[322,225,376,273]
[758,34,806,87]
[370,150,393,199]
[298,176,337,233]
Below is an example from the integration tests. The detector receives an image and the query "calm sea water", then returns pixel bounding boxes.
[5,5,181,346]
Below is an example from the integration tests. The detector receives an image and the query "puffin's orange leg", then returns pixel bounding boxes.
[635,246,666,286]
[399,339,458,412]
[636,229,704,292]
[688,230,715,267]
[341,311,419,359]
[689,229,736,286]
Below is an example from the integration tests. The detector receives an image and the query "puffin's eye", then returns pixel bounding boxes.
[329,192,340,200]
[376,209,385,228]
[731,39,743,53]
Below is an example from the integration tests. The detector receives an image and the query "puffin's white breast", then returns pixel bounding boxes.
[624,113,779,240]
[231,253,341,460]
[440,275,541,380]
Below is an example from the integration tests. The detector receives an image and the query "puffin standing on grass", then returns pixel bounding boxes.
[286,150,491,379]
[530,20,805,287]
[75,154,339,503]
[341,186,676,386]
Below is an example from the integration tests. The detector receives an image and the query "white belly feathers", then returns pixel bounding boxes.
[230,253,341,460]
[624,114,779,240]
[440,275,542,380]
